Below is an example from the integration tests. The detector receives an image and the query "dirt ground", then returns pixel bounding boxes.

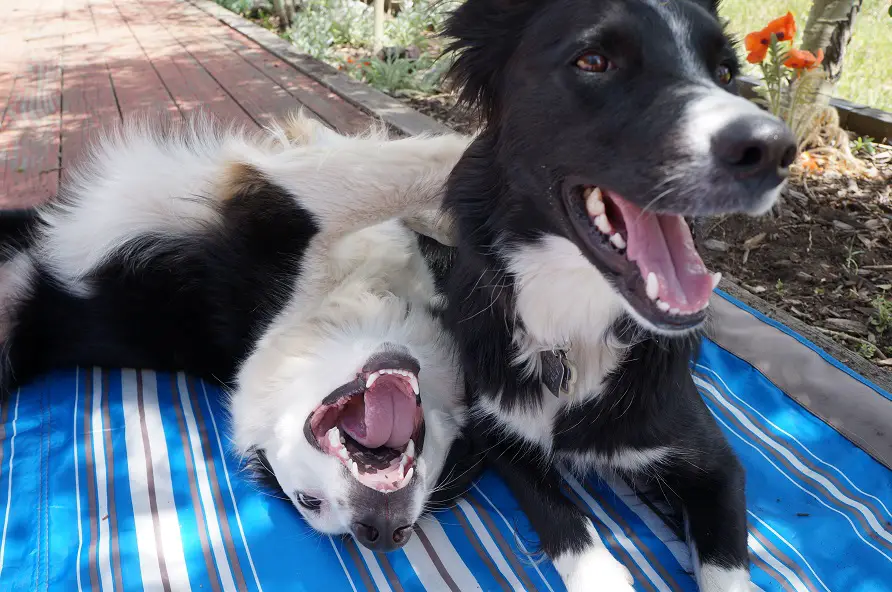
[405,93,892,369]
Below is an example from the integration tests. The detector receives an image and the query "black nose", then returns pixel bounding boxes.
[351,521,414,552]
[713,116,797,181]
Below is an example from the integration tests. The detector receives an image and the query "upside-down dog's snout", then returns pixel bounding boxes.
[351,518,414,552]
[712,115,797,183]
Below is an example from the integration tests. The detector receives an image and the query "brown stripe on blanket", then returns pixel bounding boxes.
[581,479,685,590]
[448,505,512,591]
[694,368,892,538]
[698,374,892,554]
[464,492,538,591]
[375,551,406,592]
[562,482,659,592]
[170,373,223,592]
[101,369,126,592]
[344,538,376,591]
[137,370,173,592]
[747,540,798,592]
[413,523,461,592]
[186,375,248,592]
[749,525,820,592]
[84,368,101,591]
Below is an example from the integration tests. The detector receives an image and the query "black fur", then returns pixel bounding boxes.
[0,178,318,393]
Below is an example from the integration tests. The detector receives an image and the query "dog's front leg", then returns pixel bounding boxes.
[484,433,634,592]
[659,447,751,592]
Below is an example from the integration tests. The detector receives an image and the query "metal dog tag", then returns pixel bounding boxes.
[541,348,576,399]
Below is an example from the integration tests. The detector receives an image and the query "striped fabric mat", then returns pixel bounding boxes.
[1,338,891,590]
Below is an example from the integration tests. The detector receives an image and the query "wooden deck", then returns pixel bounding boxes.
[0,0,374,209]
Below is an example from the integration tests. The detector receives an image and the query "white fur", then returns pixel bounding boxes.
[646,0,701,79]
[552,521,635,592]
[698,565,753,592]
[32,110,471,539]
[505,235,626,399]
[37,110,471,294]
[37,115,256,292]
[561,446,673,476]
[680,90,788,216]
[0,251,37,342]
[231,220,466,533]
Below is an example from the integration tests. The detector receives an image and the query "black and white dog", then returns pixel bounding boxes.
[439,0,796,590]
[0,112,474,553]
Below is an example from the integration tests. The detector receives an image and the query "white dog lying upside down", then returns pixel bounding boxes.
[0,111,473,552]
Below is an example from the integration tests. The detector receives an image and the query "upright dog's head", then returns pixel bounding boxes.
[445,0,796,333]
[230,223,465,553]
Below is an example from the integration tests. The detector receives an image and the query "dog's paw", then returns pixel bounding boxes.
[554,545,634,592]
[698,565,753,592]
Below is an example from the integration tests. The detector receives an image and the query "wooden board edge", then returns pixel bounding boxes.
[184,0,454,137]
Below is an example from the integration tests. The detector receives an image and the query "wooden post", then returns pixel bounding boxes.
[373,0,385,51]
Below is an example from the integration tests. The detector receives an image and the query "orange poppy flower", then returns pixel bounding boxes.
[784,48,824,70]
[764,12,797,42]
[744,12,797,64]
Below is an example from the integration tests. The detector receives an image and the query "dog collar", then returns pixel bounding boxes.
[540,346,577,399]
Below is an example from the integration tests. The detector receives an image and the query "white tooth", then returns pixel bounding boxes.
[399,454,408,469]
[585,188,605,217]
[327,427,340,448]
[365,371,379,388]
[657,300,670,312]
[583,186,594,198]
[646,272,659,301]
[406,439,415,458]
[403,467,414,482]
[669,307,681,315]
[338,448,349,460]
[350,460,359,478]
[711,271,722,289]
[594,214,612,234]
[408,375,420,395]
[609,233,626,250]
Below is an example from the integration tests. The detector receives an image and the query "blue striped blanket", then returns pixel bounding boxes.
[1,291,891,591]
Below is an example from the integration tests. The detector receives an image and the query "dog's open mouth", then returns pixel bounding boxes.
[306,356,424,493]
[565,184,721,330]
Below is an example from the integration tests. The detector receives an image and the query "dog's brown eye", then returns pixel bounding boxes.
[576,53,612,73]
[716,64,733,85]
[297,492,322,511]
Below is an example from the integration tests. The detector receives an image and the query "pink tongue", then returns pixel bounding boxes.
[609,193,714,312]
[339,376,416,449]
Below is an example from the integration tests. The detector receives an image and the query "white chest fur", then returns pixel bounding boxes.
[473,235,633,453]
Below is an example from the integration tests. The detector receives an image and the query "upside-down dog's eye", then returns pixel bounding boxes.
[716,64,733,85]
[575,53,613,73]
[297,492,322,511]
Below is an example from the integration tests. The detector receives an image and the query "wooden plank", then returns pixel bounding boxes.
[0,0,65,208]
[141,0,301,127]
[191,8,372,134]
[59,0,122,180]
[89,0,179,117]
[0,0,35,134]
[186,0,453,137]
[112,0,257,127]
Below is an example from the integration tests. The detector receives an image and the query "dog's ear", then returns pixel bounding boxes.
[443,0,542,118]
[692,0,722,16]
[402,209,458,247]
